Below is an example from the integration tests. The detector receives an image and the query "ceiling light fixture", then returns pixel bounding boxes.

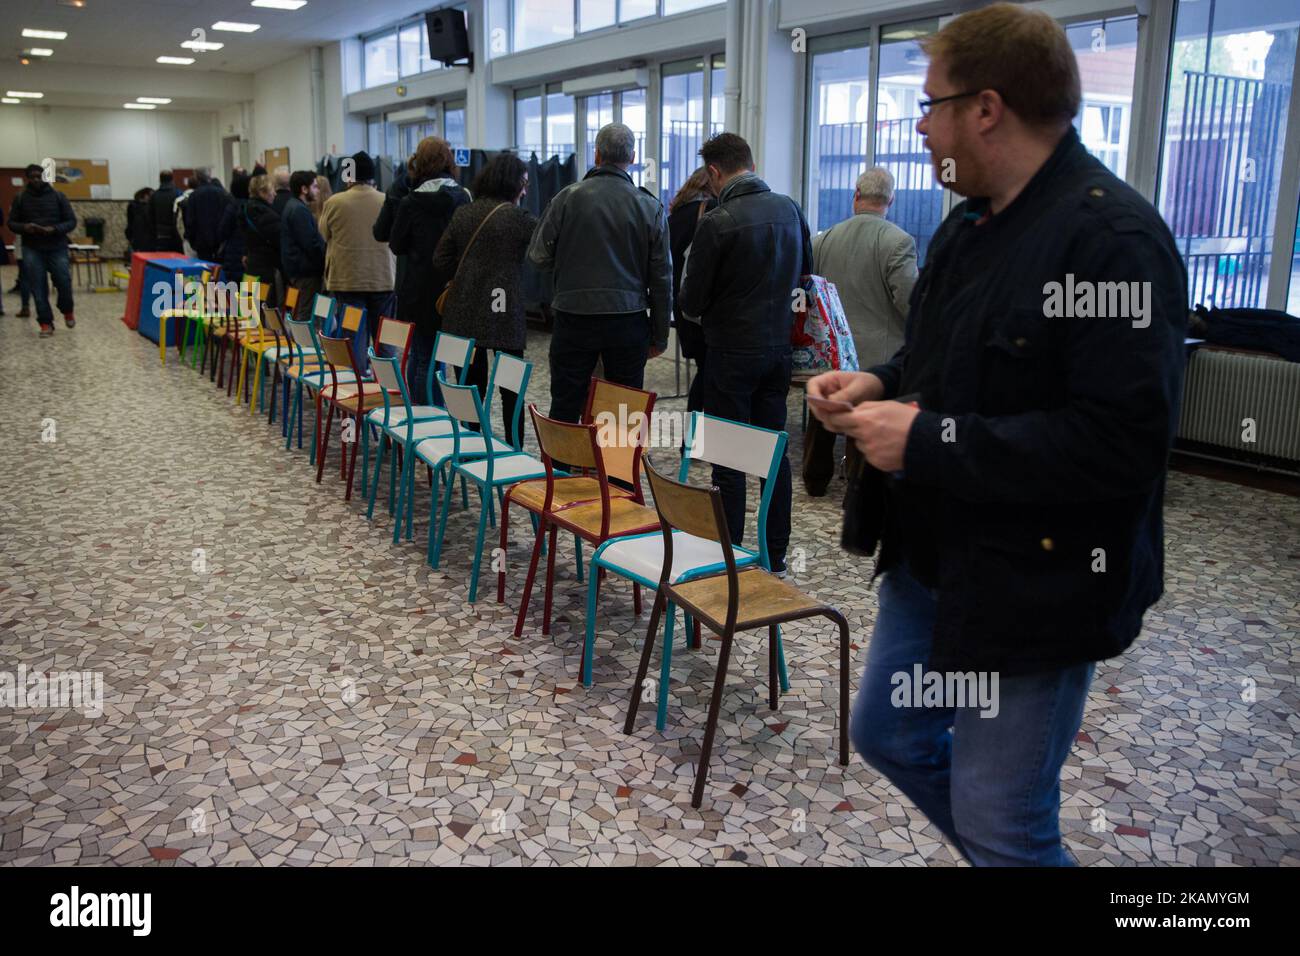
[181,39,224,51]
[157,55,196,64]
[251,0,307,10]
[6,90,44,98]
[212,21,260,32]
[137,97,172,104]
[22,29,68,40]
[1,98,21,104]
[26,48,54,57]
[124,103,156,110]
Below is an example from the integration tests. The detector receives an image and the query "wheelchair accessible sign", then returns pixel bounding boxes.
[454,148,470,167]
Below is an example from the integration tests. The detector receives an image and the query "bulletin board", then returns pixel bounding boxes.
[263,147,290,173]
[53,159,112,200]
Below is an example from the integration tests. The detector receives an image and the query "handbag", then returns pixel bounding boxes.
[437,201,507,316]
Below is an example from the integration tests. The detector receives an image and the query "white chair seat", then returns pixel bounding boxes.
[600,530,755,585]
[366,406,448,428]
[299,371,358,391]
[390,419,457,445]
[414,433,514,465]
[458,453,549,485]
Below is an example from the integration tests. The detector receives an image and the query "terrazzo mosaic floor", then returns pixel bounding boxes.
[1,273,1297,867]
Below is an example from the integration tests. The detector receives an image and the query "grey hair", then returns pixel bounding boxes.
[595,123,636,167]
[856,166,895,204]
[273,167,290,188]
[195,167,212,184]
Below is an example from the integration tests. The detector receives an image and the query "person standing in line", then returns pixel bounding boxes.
[8,163,78,337]
[388,137,471,404]
[433,152,538,441]
[803,166,918,497]
[373,157,412,328]
[666,167,718,421]
[528,123,673,424]
[216,173,251,284]
[279,171,327,323]
[150,170,184,254]
[126,187,156,254]
[182,168,229,263]
[319,151,395,367]
[808,3,1188,866]
[678,133,812,576]
[271,168,293,216]
[240,175,282,308]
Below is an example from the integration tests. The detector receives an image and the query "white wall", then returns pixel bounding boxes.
[252,52,317,172]
[0,105,219,199]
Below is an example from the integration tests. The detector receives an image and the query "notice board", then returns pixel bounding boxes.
[53,159,112,199]
[263,147,290,173]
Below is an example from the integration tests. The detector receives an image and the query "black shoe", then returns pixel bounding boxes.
[804,479,830,498]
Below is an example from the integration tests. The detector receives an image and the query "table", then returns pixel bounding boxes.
[136,257,217,345]
[121,252,185,330]
[6,243,108,290]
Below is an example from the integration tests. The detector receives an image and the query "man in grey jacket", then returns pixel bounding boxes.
[804,166,918,496]
[528,123,673,423]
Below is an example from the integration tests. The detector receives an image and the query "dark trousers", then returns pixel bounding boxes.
[466,346,526,444]
[803,414,863,493]
[331,290,396,377]
[409,327,443,407]
[548,310,650,424]
[22,246,73,326]
[703,346,794,568]
[290,275,323,325]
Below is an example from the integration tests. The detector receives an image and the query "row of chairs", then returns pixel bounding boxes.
[163,275,851,809]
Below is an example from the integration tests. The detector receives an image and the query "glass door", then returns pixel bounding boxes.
[806,33,871,235]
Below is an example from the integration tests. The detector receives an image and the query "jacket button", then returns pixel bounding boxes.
[1014,337,1028,348]
[1089,187,1106,198]
[1041,537,1055,552]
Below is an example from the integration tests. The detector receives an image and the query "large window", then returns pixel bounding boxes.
[364,31,399,88]
[445,103,467,147]
[1159,0,1300,310]
[364,14,456,88]
[1291,197,1300,315]
[661,55,725,202]
[582,89,647,184]
[710,54,727,135]
[807,37,871,235]
[512,0,724,51]
[515,86,575,161]
[516,88,544,155]
[1067,16,1137,179]
[547,88,576,161]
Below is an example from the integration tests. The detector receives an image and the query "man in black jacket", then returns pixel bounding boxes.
[182,168,228,263]
[678,133,812,576]
[528,123,673,424]
[150,170,184,253]
[279,171,326,322]
[8,163,77,336]
[808,3,1187,866]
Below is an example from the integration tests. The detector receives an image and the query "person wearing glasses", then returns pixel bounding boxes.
[807,2,1187,865]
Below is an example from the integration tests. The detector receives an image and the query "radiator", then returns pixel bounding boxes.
[1178,348,1300,465]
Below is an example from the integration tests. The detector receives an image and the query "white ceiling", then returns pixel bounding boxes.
[4,0,441,75]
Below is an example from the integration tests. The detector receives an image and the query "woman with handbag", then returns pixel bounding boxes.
[667,167,718,418]
[433,153,538,441]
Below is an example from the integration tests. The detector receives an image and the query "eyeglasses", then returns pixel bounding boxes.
[918,91,984,116]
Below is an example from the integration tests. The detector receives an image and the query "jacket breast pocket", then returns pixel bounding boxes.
[981,308,1063,411]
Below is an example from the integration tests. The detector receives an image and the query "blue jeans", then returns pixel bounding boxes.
[851,567,1094,866]
[330,291,396,377]
[22,246,73,326]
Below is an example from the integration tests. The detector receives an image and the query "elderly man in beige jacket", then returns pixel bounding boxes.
[319,151,396,367]
[803,166,918,496]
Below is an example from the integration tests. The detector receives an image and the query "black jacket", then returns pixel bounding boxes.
[527,164,673,349]
[216,201,246,280]
[374,170,412,306]
[151,186,183,252]
[865,128,1188,676]
[678,173,812,350]
[388,177,471,333]
[272,188,292,217]
[8,183,77,251]
[126,199,155,252]
[183,182,229,260]
[239,197,282,283]
[279,196,326,281]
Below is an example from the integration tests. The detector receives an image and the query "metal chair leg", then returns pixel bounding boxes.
[692,631,736,809]
[624,589,667,734]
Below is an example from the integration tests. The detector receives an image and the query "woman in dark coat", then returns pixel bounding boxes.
[667,167,718,417]
[433,152,538,442]
[239,175,283,307]
[217,173,251,283]
[125,187,156,254]
[389,137,471,405]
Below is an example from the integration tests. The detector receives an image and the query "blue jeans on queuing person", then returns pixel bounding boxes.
[851,566,1095,866]
[702,345,794,572]
[331,290,396,377]
[548,310,652,424]
[408,327,446,409]
[23,245,74,327]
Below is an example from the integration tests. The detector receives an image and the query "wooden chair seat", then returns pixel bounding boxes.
[550,497,660,539]
[333,390,389,414]
[508,476,635,513]
[670,567,825,632]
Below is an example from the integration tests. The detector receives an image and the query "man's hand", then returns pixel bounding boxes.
[649,345,667,360]
[822,400,922,473]
[806,371,885,424]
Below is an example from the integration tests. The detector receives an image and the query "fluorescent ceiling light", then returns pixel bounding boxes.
[212,21,260,32]
[181,40,224,51]
[157,56,195,65]
[6,90,44,98]
[22,29,68,40]
[251,0,307,9]
[26,48,55,57]
[1,98,21,104]
[137,97,171,104]
[124,103,156,110]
